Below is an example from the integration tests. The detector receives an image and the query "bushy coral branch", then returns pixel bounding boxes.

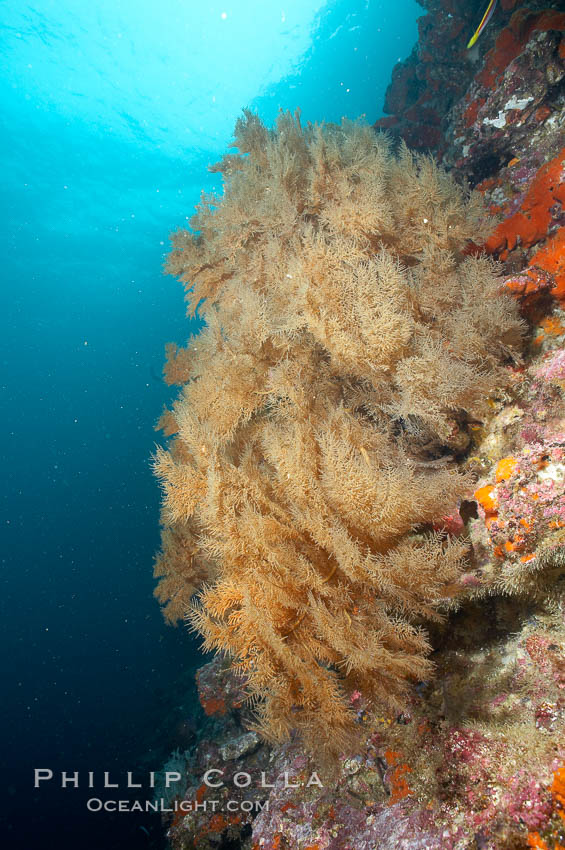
[154,111,524,757]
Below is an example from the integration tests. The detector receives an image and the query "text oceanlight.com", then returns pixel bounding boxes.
[86,797,270,813]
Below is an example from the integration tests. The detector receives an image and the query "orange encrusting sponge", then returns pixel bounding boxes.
[485,149,565,260]
[531,228,565,304]
[495,456,517,482]
[474,484,498,513]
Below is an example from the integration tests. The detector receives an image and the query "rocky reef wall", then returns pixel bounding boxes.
[156,4,565,848]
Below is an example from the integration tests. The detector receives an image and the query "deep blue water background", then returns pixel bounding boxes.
[1,1,419,847]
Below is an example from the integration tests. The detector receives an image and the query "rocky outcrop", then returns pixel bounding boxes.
[156,6,565,848]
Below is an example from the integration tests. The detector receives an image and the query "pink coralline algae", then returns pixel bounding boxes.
[162,625,565,850]
[537,349,565,384]
[473,437,564,571]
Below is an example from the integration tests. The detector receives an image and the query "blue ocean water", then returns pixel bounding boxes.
[1,1,419,847]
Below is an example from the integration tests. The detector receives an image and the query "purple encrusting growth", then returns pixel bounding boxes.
[537,349,565,383]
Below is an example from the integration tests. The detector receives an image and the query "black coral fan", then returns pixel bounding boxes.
[154,111,523,756]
